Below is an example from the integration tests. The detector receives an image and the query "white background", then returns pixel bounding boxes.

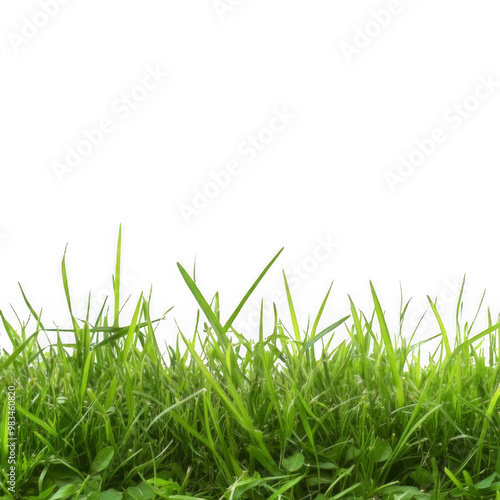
[1,0,500,352]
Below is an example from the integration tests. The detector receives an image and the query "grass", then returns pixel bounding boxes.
[1,231,499,499]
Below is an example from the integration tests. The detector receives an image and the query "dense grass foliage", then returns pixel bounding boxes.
[1,236,500,499]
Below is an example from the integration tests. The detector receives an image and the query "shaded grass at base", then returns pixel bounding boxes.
[1,234,499,499]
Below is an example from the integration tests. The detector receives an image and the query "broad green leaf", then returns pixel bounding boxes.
[125,481,154,499]
[475,472,497,489]
[91,446,115,474]
[49,484,80,500]
[282,452,305,472]
[345,445,360,461]
[373,440,392,463]
[318,462,338,470]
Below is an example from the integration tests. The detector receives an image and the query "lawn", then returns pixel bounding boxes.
[1,231,499,499]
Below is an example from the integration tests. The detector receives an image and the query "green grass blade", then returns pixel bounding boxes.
[283,271,300,341]
[311,282,333,339]
[177,262,226,346]
[305,315,350,350]
[113,224,122,327]
[121,295,143,363]
[222,248,284,334]
[370,281,404,407]
[0,330,38,371]
[427,296,452,357]
[61,246,79,332]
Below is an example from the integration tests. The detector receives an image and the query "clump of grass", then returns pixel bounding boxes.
[1,231,499,499]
